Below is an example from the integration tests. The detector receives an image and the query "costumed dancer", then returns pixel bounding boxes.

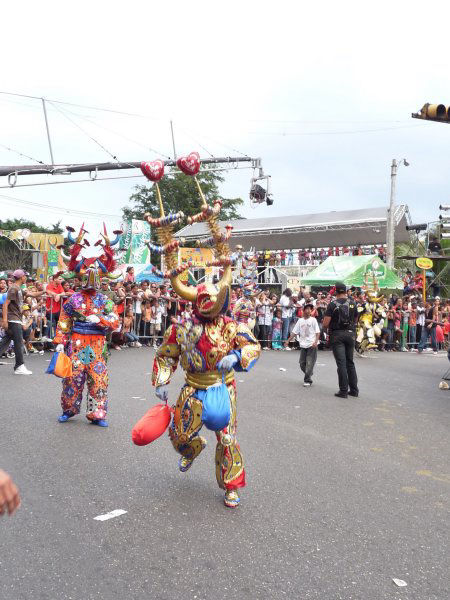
[232,281,257,328]
[145,153,261,508]
[53,224,121,426]
[356,274,386,354]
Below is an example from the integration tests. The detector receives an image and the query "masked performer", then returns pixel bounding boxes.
[232,282,257,329]
[356,275,386,354]
[147,165,260,508]
[53,224,121,426]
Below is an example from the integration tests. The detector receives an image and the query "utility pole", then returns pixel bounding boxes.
[386,158,409,269]
[41,98,55,166]
[170,120,177,160]
[386,159,397,269]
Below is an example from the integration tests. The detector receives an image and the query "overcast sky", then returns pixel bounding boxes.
[0,1,449,239]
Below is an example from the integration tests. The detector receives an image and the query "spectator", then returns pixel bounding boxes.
[125,266,135,283]
[44,275,64,341]
[287,249,294,266]
[256,291,273,349]
[122,305,142,347]
[285,302,320,386]
[280,288,294,347]
[271,308,283,350]
[0,269,41,374]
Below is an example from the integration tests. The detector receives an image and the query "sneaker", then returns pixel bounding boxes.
[113,345,121,351]
[6,352,15,359]
[14,365,32,375]
[303,382,311,387]
[334,391,348,398]
[135,341,142,347]
[284,347,292,351]
[433,351,438,355]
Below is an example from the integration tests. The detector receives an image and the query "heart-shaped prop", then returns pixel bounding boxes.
[177,151,200,176]
[141,159,165,182]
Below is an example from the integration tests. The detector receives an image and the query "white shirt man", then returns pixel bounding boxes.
[285,304,320,387]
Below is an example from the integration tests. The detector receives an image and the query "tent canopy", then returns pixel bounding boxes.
[301,255,403,289]
[175,205,411,251]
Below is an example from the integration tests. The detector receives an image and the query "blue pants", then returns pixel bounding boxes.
[282,318,291,342]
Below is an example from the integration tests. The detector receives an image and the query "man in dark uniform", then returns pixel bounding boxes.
[322,281,358,398]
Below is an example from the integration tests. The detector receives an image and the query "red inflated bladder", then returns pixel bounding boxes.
[131,403,172,446]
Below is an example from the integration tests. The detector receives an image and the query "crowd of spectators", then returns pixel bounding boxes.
[232,285,449,354]
[253,244,385,270]
[1,267,447,360]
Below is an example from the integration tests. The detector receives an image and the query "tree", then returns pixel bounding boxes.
[0,219,63,272]
[0,218,63,235]
[123,170,244,237]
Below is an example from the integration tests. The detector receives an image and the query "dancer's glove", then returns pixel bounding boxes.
[55,344,64,353]
[155,385,169,404]
[217,353,238,372]
[86,314,100,324]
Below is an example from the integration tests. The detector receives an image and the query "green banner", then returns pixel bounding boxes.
[118,219,151,265]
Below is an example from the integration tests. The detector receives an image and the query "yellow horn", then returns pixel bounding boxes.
[170,273,197,302]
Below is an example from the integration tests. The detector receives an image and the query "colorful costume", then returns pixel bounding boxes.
[233,294,256,326]
[143,154,260,507]
[356,276,386,354]
[54,224,121,426]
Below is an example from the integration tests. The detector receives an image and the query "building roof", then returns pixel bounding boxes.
[175,205,411,251]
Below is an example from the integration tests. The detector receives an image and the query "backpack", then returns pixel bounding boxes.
[333,300,354,329]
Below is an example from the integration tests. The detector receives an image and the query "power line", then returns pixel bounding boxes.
[0,91,159,120]
[48,101,121,162]
[248,124,423,136]
[59,104,171,159]
[0,192,121,218]
[0,142,45,165]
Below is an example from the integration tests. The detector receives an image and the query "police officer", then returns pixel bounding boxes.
[322,281,358,398]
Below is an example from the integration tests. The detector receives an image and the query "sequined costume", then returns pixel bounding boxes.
[54,291,119,420]
[356,275,386,354]
[232,296,255,325]
[153,313,259,492]
[54,223,121,425]
[141,152,261,507]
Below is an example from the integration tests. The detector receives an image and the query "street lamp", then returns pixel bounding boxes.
[386,158,409,268]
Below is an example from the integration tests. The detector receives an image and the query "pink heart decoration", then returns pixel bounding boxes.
[177,151,200,176]
[140,159,164,182]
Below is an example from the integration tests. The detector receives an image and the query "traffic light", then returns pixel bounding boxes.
[412,103,450,123]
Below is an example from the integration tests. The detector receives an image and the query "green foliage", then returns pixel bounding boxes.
[0,219,63,271]
[123,170,244,239]
[0,218,63,234]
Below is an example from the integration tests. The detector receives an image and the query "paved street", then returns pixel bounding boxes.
[0,348,449,600]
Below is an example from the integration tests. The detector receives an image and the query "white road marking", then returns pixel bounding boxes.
[94,509,127,521]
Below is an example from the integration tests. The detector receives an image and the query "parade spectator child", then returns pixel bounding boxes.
[271,308,283,350]
[285,303,320,386]
[123,305,142,347]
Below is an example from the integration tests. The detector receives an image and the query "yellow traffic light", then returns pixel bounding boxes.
[412,103,450,122]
